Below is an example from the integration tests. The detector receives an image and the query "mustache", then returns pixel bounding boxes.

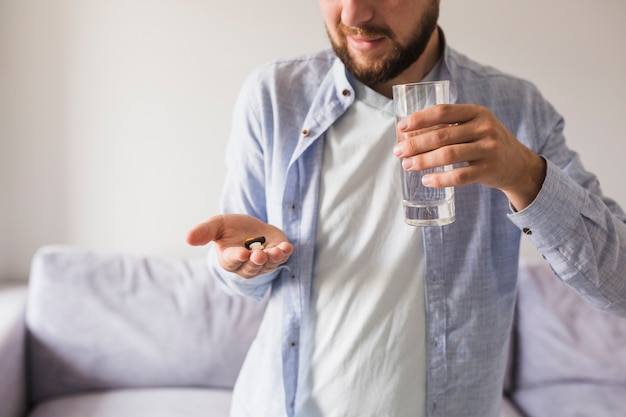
[338,22,393,39]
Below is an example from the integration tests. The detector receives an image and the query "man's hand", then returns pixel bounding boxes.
[393,103,546,211]
[186,214,294,279]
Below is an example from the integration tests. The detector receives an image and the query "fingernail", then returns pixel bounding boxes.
[422,175,432,187]
[393,143,403,157]
[397,119,408,130]
[402,158,413,170]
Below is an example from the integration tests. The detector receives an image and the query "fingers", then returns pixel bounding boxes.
[396,123,471,161]
[395,104,488,158]
[221,246,264,278]
[421,164,482,188]
[395,104,502,167]
[397,103,475,133]
[220,242,294,278]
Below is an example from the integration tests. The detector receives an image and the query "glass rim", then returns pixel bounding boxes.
[392,80,450,90]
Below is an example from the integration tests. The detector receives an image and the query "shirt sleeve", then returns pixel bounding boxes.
[508,157,626,316]
[206,68,280,299]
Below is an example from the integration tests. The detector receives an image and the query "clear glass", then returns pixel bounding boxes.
[393,80,455,226]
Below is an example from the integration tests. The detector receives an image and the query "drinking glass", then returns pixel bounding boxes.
[393,80,455,226]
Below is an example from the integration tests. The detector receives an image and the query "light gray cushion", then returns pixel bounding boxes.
[512,261,626,415]
[512,384,626,417]
[515,261,626,388]
[28,388,231,417]
[27,246,267,405]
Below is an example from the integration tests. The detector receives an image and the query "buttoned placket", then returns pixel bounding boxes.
[281,81,355,417]
[422,226,448,416]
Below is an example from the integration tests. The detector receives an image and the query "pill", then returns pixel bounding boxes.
[244,236,266,250]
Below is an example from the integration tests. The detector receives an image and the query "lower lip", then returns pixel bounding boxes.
[347,36,385,52]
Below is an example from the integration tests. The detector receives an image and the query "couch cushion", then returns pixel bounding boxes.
[27,246,267,405]
[512,384,626,417]
[515,261,626,387]
[28,388,231,417]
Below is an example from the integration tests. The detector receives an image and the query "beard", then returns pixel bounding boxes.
[327,3,439,86]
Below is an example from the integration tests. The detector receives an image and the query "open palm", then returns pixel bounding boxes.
[187,214,294,278]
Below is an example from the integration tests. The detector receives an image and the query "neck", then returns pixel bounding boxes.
[373,28,442,98]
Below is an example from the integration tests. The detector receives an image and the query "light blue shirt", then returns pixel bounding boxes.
[208,38,626,417]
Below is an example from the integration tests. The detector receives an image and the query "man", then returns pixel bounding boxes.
[187,0,626,416]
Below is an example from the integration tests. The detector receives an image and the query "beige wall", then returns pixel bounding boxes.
[1,0,625,281]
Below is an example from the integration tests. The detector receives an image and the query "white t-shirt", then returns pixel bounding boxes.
[295,75,430,416]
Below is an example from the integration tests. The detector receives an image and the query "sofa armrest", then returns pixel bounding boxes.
[0,285,28,417]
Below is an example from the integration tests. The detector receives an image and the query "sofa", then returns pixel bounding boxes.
[503,261,626,416]
[1,245,625,417]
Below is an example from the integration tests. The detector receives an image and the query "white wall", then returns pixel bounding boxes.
[2,0,625,281]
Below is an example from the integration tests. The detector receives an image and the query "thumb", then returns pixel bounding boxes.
[185,215,224,246]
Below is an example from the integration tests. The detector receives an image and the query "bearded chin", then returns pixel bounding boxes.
[327,4,439,86]
[331,41,416,86]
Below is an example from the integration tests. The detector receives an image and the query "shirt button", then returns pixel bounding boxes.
[433,337,440,348]
[522,227,532,235]
[341,89,351,97]
[301,129,310,137]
